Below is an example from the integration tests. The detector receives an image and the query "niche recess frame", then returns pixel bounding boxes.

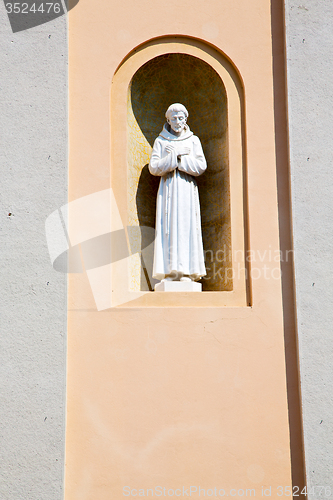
[110,36,249,307]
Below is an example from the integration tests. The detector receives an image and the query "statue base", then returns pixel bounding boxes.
[154,281,202,292]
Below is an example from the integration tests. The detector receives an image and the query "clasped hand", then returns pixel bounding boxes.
[165,144,191,156]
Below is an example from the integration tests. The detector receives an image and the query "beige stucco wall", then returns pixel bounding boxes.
[66,0,303,498]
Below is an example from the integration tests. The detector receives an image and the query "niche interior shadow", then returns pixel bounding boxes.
[130,53,232,291]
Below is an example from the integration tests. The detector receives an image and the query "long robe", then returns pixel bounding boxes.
[149,124,207,281]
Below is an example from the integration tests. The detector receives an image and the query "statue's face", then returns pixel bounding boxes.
[167,111,187,135]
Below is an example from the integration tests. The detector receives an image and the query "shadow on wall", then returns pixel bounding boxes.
[6,0,80,33]
[130,53,232,291]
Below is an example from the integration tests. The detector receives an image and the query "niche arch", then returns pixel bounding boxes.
[111,37,248,307]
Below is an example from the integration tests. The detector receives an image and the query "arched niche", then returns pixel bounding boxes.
[129,53,231,292]
[111,37,248,307]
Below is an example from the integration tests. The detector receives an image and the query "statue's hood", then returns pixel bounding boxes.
[159,123,193,141]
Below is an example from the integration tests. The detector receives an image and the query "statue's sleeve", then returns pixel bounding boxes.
[178,136,207,177]
[149,138,178,176]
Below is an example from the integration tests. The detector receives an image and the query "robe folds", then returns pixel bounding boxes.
[149,124,207,281]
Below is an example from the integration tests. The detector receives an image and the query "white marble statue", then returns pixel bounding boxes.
[149,103,207,283]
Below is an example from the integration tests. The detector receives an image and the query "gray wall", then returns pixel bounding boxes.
[0,6,67,500]
[285,0,333,496]
[1,0,332,498]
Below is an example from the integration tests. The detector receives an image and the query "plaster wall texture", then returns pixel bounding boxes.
[285,0,333,493]
[0,6,67,500]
